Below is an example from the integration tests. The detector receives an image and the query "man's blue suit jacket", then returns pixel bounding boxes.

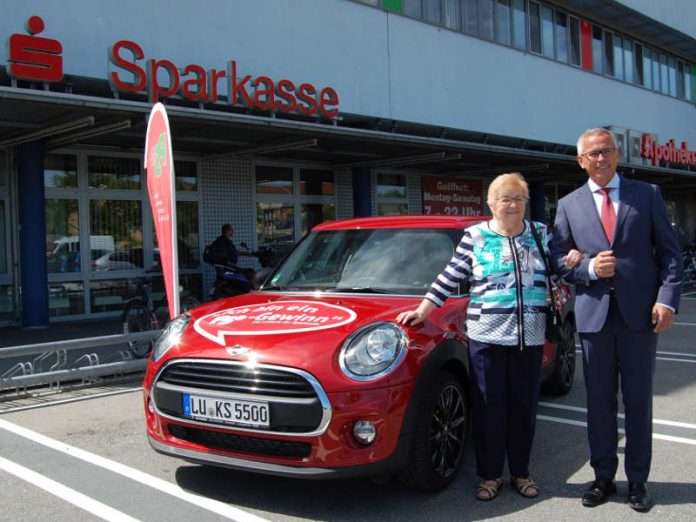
[550,176,682,333]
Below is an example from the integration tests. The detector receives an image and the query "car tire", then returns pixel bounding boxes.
[401,370,468,491]
[542,317,577,395]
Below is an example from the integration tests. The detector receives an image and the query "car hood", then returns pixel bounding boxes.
[161,291,455,390]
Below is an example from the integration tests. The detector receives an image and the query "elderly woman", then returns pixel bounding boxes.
[397,173,580,501]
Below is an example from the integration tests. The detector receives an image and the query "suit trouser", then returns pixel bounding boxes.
[580,296,657,483]
[468,340,542,480]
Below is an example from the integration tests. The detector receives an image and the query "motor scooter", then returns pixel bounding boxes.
[206,242,275,301]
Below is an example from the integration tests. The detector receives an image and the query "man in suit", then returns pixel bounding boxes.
[550,128,682,512]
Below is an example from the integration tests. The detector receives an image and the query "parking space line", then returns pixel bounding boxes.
[539,401,696,430]
[0,418,270,522]
[537,416,696,446]
[0,456,141,522]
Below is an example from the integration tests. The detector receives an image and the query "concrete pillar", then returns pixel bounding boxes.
[17,141,49,327]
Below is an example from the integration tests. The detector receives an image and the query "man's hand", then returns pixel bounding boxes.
[652,304,675,333]
[593,250,616,278]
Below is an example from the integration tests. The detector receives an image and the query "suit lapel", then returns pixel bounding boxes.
[576,183,610,248]
[615,176,635,243]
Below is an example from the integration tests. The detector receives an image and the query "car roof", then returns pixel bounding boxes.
[312,215,489,231]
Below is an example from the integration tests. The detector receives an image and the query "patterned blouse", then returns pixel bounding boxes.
[425,220,549,348]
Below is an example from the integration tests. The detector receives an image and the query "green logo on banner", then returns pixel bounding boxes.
[153,133,167,177]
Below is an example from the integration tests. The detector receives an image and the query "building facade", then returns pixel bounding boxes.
[0,0,694,326]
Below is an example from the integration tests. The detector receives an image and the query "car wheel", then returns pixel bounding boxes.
[542,317,577,395]
[401,371,468,491]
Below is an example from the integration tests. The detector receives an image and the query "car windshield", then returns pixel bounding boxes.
[265,228,464,295]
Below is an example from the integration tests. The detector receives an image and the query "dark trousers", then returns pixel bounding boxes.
[468,340,543,480]
[580,297,657,483]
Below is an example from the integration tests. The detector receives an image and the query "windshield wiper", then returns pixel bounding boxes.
[260,285,286,291]
[332,287,392,294]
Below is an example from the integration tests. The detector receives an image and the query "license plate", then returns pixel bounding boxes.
[182,393,270,428]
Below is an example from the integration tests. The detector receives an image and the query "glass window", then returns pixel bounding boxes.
[591,25,603,73]
[652,52,661,91]
[257,202,295,251]
[569,16,581,66]
[529,1,541,54]
[635,43,646,87]
[174,200,199,269]
[0,150,6,188]
[511,0,527,50]
[301,204,335,235]
[49,282,84,317]
[174,160,197,192]
[613,34,624,80]
[604,31,615,76]
[555,11,568,62]
[623,39,634,83]
[256,166,293,195]
[377,202,408,216]
[685,63,693,101]
[88,156,141,190]
[541,5,554,58]
[677,61,685,98]
[0,284,15,322]
[668,57,677,97]
[423,0,441,23]
[0,201,6,274]
[496,0,511,46]
[478,0,495,39]
[89,200,142,271]
[443,0,461,29]
[90,279,135,313]
[403,0,423,17]
[463,0,478,34]
[300,169,334,196]
[660,54,669,95]
[377,173,407,198]
[45,199,80,273]
[44,154,77,189]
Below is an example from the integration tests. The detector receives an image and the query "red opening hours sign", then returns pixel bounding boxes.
[422,177,483,216]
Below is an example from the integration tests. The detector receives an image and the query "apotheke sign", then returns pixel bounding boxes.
[6,16,340,119]
[641,134,696,167]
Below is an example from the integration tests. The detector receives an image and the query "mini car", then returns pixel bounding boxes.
[143,215,576,490]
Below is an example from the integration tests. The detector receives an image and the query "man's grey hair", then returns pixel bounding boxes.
[576,128,619,155]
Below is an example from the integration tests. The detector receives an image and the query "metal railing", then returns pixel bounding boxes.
[0,330,161,399]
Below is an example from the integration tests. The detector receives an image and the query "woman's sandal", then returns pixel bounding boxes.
[511,476,540,498]
[475,478,502,501]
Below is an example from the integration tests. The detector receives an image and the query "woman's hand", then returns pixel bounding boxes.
[564,248,584,269]
[396,299,437,325]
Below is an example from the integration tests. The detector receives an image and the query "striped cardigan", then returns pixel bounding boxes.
[425,221,550,348]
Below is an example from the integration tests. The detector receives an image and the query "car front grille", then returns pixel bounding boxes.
[168,424,311,459]
[158,361,316,398]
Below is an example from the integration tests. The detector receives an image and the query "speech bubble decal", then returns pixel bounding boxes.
[194,300,357,346]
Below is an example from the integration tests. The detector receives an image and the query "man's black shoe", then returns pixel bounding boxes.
[582,478,617,507]
[628,482,654,512]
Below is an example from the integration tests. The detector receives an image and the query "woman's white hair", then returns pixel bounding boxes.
[576,128,619,155]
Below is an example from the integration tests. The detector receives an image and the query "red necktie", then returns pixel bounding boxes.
[599,187,616,243]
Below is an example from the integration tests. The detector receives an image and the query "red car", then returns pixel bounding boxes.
[143,215,576,490]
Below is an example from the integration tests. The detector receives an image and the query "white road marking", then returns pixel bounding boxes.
[537,415,696,446]
[539,401,696,430]
[0,456,141,522]
[0,387,142,414]
[0,418,270,522]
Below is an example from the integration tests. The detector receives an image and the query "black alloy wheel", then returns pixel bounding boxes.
[430,383,467,479]
[542,318,577,395]
[401,371,468,491]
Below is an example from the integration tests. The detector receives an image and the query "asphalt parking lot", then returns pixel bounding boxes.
[1,291,695,521]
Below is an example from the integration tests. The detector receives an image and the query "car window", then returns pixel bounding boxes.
[270,228,464,295]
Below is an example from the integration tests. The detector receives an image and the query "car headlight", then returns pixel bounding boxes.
[339,322,408,381]
[152,314,191,362]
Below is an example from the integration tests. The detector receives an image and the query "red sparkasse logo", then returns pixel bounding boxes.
[8,16,63,82]
[109,40,340,118]
[641,133,696,167]
[194,301,357,345]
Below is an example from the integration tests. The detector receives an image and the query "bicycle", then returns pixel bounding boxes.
[683,248,696,284]
[122,274,200,358]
